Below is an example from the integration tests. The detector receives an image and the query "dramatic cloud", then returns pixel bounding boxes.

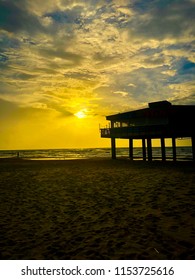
[0,0,45,34]
[0,0,195,148]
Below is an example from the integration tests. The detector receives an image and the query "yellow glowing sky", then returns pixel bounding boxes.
[0,0,194,149]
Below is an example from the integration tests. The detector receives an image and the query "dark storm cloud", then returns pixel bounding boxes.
[13,72,38,80]
[166,41,195,52]
[0,0,44,34]
[130,0,195,39]
[38,48,84,66]
[105,66,172,103]
[0,33,20,51]
[0,53,9,72]
[143,56,165,66]
[64,71,96,81]
[171,93,195,105]
[0,53,8,62]
[45,5,84,25]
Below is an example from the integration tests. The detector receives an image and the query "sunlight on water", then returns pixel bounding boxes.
[0,147,193,161]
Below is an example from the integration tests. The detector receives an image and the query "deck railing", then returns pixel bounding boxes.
[100,124,178,139]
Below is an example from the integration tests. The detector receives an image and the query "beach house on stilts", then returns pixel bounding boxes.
[100,101,195,161]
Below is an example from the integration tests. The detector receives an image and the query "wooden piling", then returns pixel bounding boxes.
[161,137,166,161]
[147,138,152,161]
[129,138,133,160]
[192,135,195,162]
[172,137,176,161]
[111,138,116,159]
[142,138,146,161]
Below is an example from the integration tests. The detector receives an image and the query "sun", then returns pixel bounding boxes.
[74,110,87,119]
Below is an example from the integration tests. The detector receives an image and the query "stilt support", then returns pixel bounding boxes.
[147,138,152,161]
[111,138,116,159]
[161,137,166,161]
[129,138,133,160]
[172,137,176,161]
[192,135,195,162]
[142,138,146,161]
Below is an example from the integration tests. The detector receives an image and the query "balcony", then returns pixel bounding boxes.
[100,124,174,139]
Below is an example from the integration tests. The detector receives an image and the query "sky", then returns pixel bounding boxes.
[0,0,195,149]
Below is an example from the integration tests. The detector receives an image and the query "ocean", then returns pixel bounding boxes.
[0,146,193,161]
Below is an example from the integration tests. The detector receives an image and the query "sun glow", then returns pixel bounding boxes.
[74,110,87,119]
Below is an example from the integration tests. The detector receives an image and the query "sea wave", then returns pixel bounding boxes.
[0,147,193,161]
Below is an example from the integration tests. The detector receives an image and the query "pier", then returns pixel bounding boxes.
[100,101,195,161]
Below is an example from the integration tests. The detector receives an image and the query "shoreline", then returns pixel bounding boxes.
[0,158,195,260]
[0,146,193,162]
[0,156,194,162]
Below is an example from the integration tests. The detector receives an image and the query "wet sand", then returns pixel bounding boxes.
[0,158,195,260]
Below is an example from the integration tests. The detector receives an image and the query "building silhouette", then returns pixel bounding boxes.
[100,101,195,161]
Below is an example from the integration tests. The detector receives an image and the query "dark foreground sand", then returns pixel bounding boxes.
[0,158,195,260]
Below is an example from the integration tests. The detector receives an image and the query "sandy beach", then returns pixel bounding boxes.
[0,158,195,260]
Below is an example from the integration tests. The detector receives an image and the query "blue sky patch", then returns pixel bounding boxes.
[179,59,195,75]
[0,53,8,63]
